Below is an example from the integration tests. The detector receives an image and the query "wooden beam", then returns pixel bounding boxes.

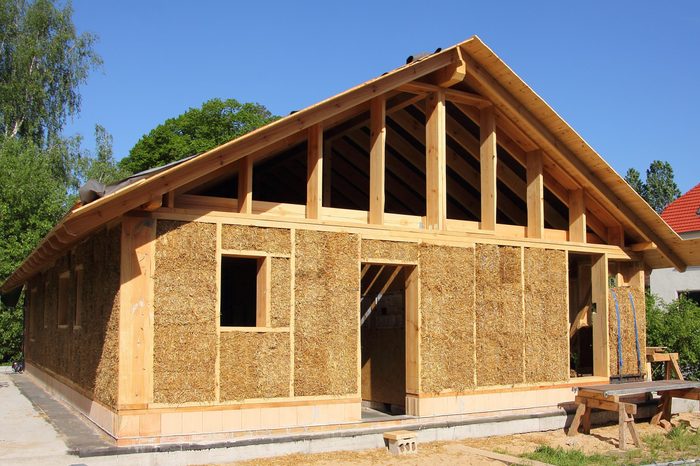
[398,82,491,108]
[140,197,162,212]
[628,241,657,252]
[591,253,610,378]
[119,216,155,406]
[322,140,332,207]
[569,189,586,243]
[369,97,386,224]
[426,45,467,88]
[425,91,447,229]
[237,157,253,214]
[480,105,497,230]
[306,124,323,219]
[526,150,544,238]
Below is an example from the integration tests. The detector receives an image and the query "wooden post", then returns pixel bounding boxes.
[238,156,253,214]
[306,124,323,219]
[369,96,386,225]
[323,140,332,207]
[526,149,544,238]
[591,253,610,378]
[480,105,497,230]
[405,267,419,397]
[426,91,446,229]
[119,216,156,407]
[569,188,586,243]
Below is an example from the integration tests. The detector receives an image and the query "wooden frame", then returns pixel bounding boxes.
[73,265,84,330]
[219,251,270,328]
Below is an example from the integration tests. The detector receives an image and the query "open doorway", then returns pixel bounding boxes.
[569,253,593,376]
[360,263,413,418]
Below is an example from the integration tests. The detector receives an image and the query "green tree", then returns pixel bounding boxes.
[79,124,129,185]
[624,168,645,197]
[120,98,278,173]
[644,160,681,214]
[0,0,101,145]
[624,161,681,213]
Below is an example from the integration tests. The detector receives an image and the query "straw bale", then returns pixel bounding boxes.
[608,286,646,376]
[419,244,475,394]
[270,257,291,327]
[361,239,419,263]
[294,230,359,396]
[153,220,217,403]
[220,331,291,400]
[475,244,525,387]
[523,248,569,383]
[222,225,291,255]
[29,226,121,408]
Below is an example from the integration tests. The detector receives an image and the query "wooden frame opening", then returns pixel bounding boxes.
[360,263,416,416]
[220,255,269,328]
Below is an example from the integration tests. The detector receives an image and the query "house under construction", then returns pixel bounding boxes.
[2,36,699,446]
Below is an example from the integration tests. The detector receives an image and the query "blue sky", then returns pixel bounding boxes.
[66,1,700,193]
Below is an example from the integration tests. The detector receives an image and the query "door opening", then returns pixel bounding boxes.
[360,263,411,417]
[569,253,593,377]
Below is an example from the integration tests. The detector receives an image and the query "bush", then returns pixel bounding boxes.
[646,291,700,380]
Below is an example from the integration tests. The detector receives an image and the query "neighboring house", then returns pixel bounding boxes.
[651,183,700,304]
[1,36,699,447]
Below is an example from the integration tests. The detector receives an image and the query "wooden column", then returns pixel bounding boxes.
[425,91,446,229]
[591,253,610,378]
[405,267,419,395]
[526,149,544,238]
[119,216,156,407]
[369,96,386,225]
[306,124,323,219]
[569,188,586,243]
[238,156,253,214]
[480,105,497,230]
[322,140,332,207]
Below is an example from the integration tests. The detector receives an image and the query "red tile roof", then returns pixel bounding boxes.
[661,183,700,234]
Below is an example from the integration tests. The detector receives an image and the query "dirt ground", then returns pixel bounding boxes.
[221,412,700,466]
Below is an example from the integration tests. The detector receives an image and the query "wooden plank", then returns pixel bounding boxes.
[567,402,585,436]
[256,256,271,327]
[369,97,386,225]
[575,396,636,414]
[238,157,253,214]
[425,91,447,229]
[322,140,332,207]
[405,267,420,396]
[118,216,156,405]
[306,124,323,219]
[398,82,490,108]
[569,189,586,243]
[526,150,544,238]
[480,105,497,230]
[591,253,610,378]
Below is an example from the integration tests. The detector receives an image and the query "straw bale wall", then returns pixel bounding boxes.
[523,248,569,383]
[153,220,217,403]
[419,244,475,393]
[26,226,120,408]
[608,286,646,377]
[294,229,359,396]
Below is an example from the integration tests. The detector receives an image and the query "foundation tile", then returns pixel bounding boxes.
[202,410,223,432]
[278,406,297,427]
[241,407,261,431]
[222,409,242,431]
[297,405,315,425]
[344,402,361,421]
[160,412,182,435]
[139,413,161,437]
[117,415,140,437]
[260,407,280,429]
[327,403,345,423]
[182,411,203,434]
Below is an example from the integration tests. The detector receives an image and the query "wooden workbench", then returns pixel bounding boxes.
[568,380,700,450]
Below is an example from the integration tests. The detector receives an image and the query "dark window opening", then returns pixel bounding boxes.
[680,290,700,306]
[220,257,259,327]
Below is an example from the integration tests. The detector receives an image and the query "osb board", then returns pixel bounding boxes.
[523,248,569,383]
[294,230,359,396]
[26,227,121,408]
[154,220,217,403]
[608,286,646,377]
[219,331,291,400]
[419,244,475,394]
[270,257,291,327]
[361,239,419,263]
[475,244,525,387]
[221,224,291,255]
